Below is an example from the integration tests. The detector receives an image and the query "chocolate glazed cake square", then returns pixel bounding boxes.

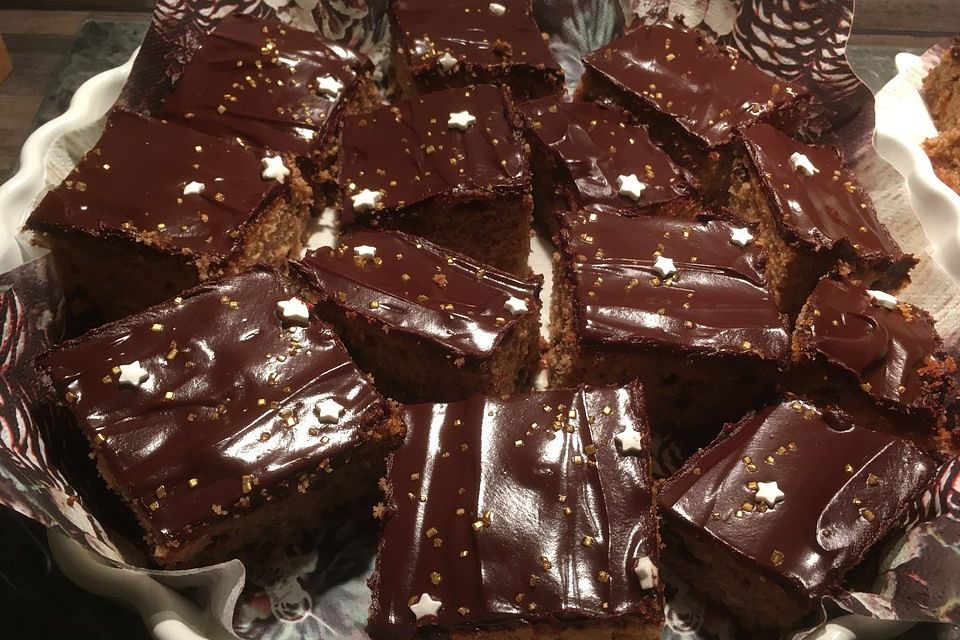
[730,123,916,318]
[35,267,404,568]
[336,84,533,276]
[790,276,957,459]
[658,398,935,631]
[520,98,700,239]
[577,23,810,203]
[549,210,789,448]
[25,109,312,324]
[159,15,382,210]
[291,229,542,403]
[368,383,663,640]
[388,0,564,102]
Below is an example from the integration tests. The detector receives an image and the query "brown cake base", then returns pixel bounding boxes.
[302,297,541,403]
[922,39,960,130]
[438,617,661,640]
[661,517,812,631]
[36,167,312,324]
[924,126,960,194]
[728,169,912,319]
[119,404,404,568]
[364,193,534,276]
[548,256,781,442]
[309,75,384,213]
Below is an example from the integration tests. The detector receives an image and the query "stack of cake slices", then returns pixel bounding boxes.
[28,4,956,637]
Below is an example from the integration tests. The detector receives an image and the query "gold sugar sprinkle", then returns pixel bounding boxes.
[188,478,199,488]
[771,550,784,566]
[151,323,164,332]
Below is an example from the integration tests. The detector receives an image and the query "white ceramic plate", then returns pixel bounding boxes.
[873,52,960,283]
[0,49,950,640]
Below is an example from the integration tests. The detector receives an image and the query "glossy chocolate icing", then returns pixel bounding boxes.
[741,124,911,264]
[160,15,372,156]
[801,277,948,411]
[561,211,789,360]
[659,399,934,599]
[337,84,529,227]
[390,0,561,77]
[369,384,661,637]
[26,109,287,263]
[36,267,388,544]
[522,98,696,214]
[292,229,541,358]
[581,23,807,149]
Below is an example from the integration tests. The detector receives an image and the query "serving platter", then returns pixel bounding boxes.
[1,4,959,640]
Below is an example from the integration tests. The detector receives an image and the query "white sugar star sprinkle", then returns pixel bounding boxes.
[616,173,647,201]
[351,188,382,212]
[488,2,506,15]
[183,181,205,196]
[634,556,659,590]
[653,255,676,279]
[316,75,344,97]
[315,398,345,424]
[867,289,898,309]
[504,296,528,316]
[409,592,442,620]
[261,155,290,183]
[614,429,644,455]
[789,152,819,176]
[729,227,755,247]
[447,110,477,131]
[438,51,458,72]
[117,361,149,388]
[754,481,785,508]
[354,245,377,260]
[277,297,310,325]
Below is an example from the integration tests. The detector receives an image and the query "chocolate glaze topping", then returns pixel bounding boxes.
[338,84,529,227]
[561,211,789,360]
[390,0,561,76]
[36,267,388,544]
[160,15,372,156]
[802,277,949,411]
[26,109,287,263]
[292,230,541,358]
[521,98,697,214]
[582,24,808,149]
[659,398,935,599]
[741,124,912,264]
[369,384,661,637]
